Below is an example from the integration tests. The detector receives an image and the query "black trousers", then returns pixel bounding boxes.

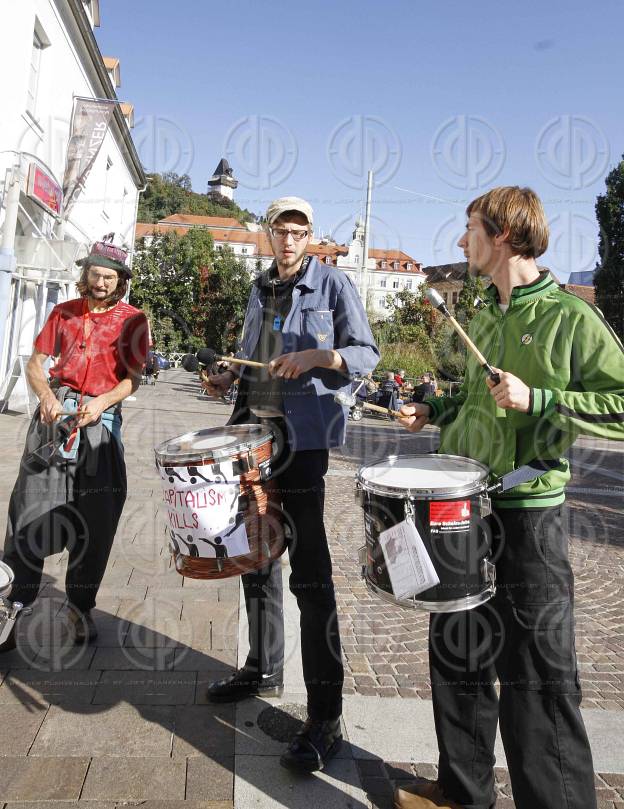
[430,506,596,809]
[3,418,127,613]
[242,445,344,721]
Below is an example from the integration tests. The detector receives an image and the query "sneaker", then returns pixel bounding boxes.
[206,667,283,703]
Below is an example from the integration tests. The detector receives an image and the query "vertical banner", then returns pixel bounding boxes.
[61,97,117,219]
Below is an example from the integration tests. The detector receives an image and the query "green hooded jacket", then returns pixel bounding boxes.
[426,272,624,509]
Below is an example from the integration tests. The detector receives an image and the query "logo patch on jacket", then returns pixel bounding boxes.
[521,333,533,345]
[317,332,329,342]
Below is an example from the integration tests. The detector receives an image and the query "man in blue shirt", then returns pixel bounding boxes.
[203,196,379,772]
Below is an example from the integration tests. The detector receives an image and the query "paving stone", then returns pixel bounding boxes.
[29,703,175,756]
[0,669,101,705]
[93,670,196,705]
[170,704,236,758]
[0,703,49,755]
[91,645,176,671]
[0,757,89,801]
[185,757,235,802]
[173,647,236,672]
[81,758,186,801]
[5,803,114,809]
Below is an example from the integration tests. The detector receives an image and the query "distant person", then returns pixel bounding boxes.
[412,373,436,403]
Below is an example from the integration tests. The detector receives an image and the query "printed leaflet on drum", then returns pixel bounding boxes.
[379,518,439,599]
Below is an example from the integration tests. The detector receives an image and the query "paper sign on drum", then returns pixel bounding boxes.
[158,460,250,559]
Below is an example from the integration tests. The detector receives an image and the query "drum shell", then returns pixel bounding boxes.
[360,486,492,607]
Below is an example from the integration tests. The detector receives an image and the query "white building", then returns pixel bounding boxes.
[136,215,426,318]
[0,0,145,411]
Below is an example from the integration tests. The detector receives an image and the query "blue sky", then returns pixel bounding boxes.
[96,0,624,281]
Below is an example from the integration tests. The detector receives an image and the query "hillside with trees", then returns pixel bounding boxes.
[138,172,258,225]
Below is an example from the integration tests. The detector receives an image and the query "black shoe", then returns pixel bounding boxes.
[67,608,98,644]
[280,716,342,773]
[206,667,283,703]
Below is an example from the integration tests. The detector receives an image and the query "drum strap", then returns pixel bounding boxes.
[487,458,562,494]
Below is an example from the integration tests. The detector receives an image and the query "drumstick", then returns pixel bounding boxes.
[425,288,501,384]
[196,348,268,370]
[334,391,402,418]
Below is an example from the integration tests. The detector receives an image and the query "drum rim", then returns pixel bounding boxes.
[363,574,495,612]
[356,453,489,499]
[155,424,273,465]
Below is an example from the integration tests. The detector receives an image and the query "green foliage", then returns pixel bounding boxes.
[130,228,251,354]
[138,172,257,225]
[195,245,252,353]
[595,155,624,340]
[454,273,487,326]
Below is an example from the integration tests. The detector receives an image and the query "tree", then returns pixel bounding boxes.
[454,273,487,326]
[194,246,252,353]
[130,230,205,352]
[594,155,624,340]
[130,229,252,355]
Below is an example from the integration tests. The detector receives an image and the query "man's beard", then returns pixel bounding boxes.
[88,285,116,304]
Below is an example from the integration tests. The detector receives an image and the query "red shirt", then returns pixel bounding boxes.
[35,299,149,395]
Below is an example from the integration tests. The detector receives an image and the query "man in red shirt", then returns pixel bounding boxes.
[0,239,148,651]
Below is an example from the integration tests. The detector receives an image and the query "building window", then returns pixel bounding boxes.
[325,256,332,265]
[405,279,412,290]
[380,278,386,288]
[406,262,413,270]
[241,247,248,254]
[26,22,50,119]
[392,280,399,289]
[452,291,458,305]
[443,292,448,304]
[380,260,387,269]
[393,261,400,270]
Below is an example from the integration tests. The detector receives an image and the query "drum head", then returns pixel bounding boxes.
[0,561,14,597]
[155,424,273,466]
[357,454,489,498]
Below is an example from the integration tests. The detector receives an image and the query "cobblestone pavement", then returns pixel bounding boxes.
[0,368,622,808]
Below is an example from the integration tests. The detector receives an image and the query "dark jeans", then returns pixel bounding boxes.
[430,506,596,809]
[3,421,127,613]
[242,445,343,721]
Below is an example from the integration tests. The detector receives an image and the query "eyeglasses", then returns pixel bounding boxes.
[87,270,118,284]
[269,227,309,241]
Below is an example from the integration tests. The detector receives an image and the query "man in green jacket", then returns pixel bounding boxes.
[396,186,624,809]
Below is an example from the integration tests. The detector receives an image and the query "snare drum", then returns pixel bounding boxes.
[155,425,286,579]
[0,561,14,600]
[356,454,495,612]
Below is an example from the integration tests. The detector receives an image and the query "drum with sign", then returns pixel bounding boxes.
[356,454,495,612]
[155,425,286,579]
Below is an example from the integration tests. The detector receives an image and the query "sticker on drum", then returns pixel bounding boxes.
[158,460,250,559]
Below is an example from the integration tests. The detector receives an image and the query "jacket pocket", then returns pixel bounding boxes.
[300,309,335,350]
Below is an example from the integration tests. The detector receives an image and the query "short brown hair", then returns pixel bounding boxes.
[76,266,128,305]
[467,186,549,258]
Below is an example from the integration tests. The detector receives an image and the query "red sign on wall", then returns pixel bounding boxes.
[27,164,63,217]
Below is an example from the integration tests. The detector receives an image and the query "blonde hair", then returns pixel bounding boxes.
[467,186,549,258]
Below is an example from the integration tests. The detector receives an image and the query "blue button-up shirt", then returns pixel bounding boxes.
[239,256,380,450]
